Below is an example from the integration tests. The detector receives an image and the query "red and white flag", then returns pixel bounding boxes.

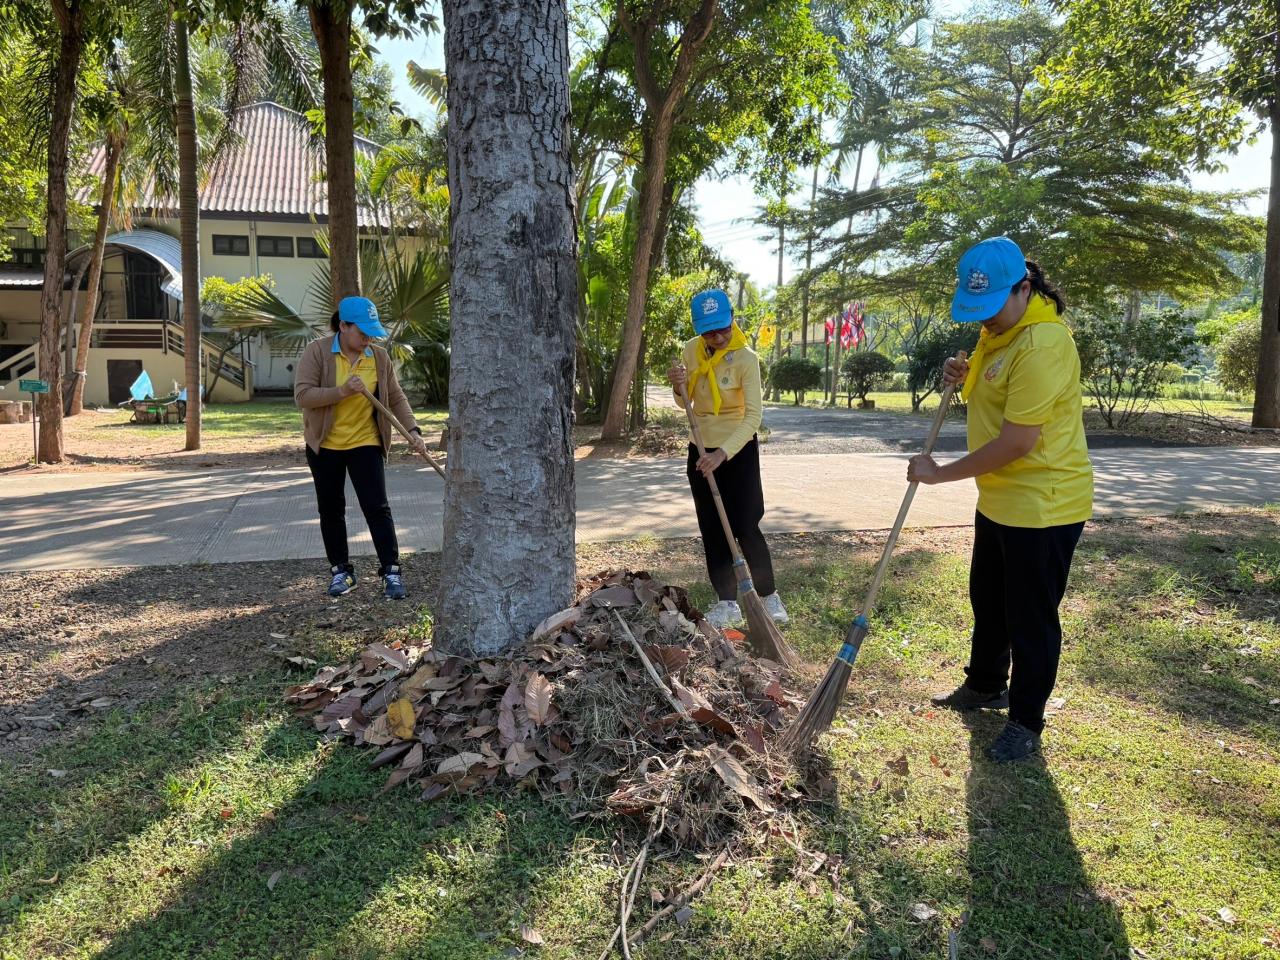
[824,314,835,345]
[839,304,855,349]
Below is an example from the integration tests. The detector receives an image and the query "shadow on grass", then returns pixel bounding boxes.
[1069,522,1280,746]
[959,711,1130,959]
[87,719,595,960]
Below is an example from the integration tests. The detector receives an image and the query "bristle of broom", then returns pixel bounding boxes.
[781,658,853,752]
[739,588,799,670]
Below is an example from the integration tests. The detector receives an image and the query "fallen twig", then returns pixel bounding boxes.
[626,846,731,947]
[613,610,692,721]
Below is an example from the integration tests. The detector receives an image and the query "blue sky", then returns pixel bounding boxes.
[377,29,1272,291]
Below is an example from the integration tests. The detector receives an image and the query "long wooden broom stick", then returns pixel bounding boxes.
[782,353,965,750]
[678,385,798,669]
[360,387,447,480]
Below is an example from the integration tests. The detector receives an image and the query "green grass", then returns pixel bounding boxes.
[88,400,451,441]
[3,515,1279,959]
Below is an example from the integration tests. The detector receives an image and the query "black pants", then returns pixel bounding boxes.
[686,438,776,601]
[305,444,399,572]
[965,510,1084,733]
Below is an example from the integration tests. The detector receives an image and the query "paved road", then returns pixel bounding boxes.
[4,446,1280,570]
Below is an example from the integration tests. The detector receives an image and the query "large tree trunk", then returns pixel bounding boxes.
[69,133,123,417]
[436,0,578,655]
[1253,87,1280,428]
[310,0,360,303]
[175,9,202,450]
[600,120,672,439]
[36,0,85,463]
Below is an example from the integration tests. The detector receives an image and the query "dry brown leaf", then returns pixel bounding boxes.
[520,924,545,945]
[387,699,417,740]
[708,747,774,813]
[587,585,637,608]
[886,755,910,777]
[980,936,997,953]
[497,703,518,747]
[525,674,553,726]
[436,752,486,778]
[531,606,581,640]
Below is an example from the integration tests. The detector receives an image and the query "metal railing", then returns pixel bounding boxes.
[3,318,252,392]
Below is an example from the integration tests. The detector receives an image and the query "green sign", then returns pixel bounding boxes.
[19,379,48,393]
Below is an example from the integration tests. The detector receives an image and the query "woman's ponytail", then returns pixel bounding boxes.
[1024,260,1066,315]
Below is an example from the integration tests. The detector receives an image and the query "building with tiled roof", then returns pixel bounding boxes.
[0,102,384,404]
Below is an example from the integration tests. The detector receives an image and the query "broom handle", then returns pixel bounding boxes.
[857,353,965,619]
[678,386,749,569]
[360,387,447,480]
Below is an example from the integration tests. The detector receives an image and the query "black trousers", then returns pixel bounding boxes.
[965,510,1084,733]
[686,438,777,602]
[305,444,399,572]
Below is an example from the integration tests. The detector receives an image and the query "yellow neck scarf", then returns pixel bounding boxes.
[961,295,1065,401]
[688,322,749,414]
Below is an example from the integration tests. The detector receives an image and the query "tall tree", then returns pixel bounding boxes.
[34,0,111,462]
[435,0,577,654]
[812,4,1262,319]
[301,0,436,304]
[1047,0,1280,425]
[306,0,360,301]
[596,0,842,438]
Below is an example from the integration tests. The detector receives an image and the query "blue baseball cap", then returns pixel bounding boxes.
[691,289,733,334]
[951,237,1029,323]
[338,296,388,338]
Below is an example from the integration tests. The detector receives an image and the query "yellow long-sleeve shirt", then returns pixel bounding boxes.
[675,336,763,459]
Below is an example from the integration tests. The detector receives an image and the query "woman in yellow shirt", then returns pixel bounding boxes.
[294,296,428,600]
[908,237,1093,763]
[667,289,787,629]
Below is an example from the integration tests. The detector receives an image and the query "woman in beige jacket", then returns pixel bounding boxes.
[294,296,427,599]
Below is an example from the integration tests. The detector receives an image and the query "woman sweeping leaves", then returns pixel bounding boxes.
[667,289,788,630]
[907,238,1093,763]
[294,296,429,600]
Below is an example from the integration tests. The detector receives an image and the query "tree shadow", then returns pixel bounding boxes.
[958,711,1130,959]
[1068,519,1280,746]
[83,718,595,960]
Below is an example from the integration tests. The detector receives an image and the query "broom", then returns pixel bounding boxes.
[782,354,964,750]
[360,387,448,480]
[678,386,798,670]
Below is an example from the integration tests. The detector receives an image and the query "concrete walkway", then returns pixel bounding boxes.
[4,446,1280,570]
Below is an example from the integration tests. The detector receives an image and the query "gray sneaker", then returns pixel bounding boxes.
[984,720,1041,763]
[930,682,1009,711]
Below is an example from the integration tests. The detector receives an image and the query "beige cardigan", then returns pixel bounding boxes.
[293,335,419,455]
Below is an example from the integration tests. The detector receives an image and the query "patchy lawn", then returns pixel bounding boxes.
[0,401,691,472]
[2,513,1278,959]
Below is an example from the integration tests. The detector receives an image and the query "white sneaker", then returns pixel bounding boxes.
[706,600,744,628]
[762,592,790,624]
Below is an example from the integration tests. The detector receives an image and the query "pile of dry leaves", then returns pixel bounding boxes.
[285,570,816,850]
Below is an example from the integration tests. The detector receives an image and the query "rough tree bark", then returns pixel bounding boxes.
[175,7,202,449]
[69,132,123,416]
[36,0,86,462]
[436,0,578,655]
[310,0,360,303]
[1253,70,1280,428]
[600,0,717,440]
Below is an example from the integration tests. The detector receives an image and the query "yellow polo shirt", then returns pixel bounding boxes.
[966,313,1093,528]
[678,336,763,458]
[321,342,380,451]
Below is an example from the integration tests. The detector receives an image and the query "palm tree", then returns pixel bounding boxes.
[216,232,451,404]
[126,0,316,448]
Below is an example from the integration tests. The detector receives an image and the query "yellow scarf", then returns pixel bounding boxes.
[688,322,749,414]
[961,295,1065,401]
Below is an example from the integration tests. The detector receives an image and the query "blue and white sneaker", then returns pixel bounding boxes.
[382,565,406,600]
[328,565,356,597]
